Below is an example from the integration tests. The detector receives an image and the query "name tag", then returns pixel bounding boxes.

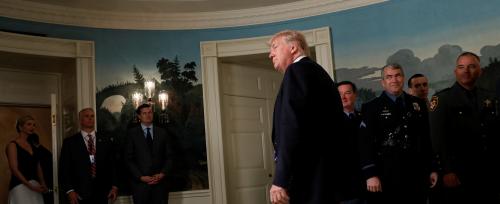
[380,112,392,116]
[89,155,95,164]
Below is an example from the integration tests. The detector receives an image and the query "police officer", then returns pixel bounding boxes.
[359,63,438,204]
[429,51,500,203]
[408,73,430,108]
[337,81,365,204]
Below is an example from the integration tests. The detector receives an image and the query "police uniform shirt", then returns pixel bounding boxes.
[429,82,500,184]
[359,91,433,191]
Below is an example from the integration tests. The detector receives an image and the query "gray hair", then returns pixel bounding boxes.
[381,63,405,78]
[269,30,310,56]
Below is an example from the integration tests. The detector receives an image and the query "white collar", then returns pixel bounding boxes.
[81,130,95,138]
[293,55,306,63]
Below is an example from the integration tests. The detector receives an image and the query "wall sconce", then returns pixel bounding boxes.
[131,80,170,125]
[158,90,169,124]
[144,80,156,104]
[131,92,143,123]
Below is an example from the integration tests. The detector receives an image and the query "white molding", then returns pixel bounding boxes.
[115,190,212,204]
[0,0,386,30]
[0,31,96,112]
[200,27,333,204]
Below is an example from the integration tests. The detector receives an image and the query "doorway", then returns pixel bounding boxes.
[200,27,334,204]
[219,54,282,204]
[0,31,96,204]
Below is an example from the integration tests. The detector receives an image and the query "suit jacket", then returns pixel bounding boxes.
[59,132,117,201]
[272,57,345,203]
[359,92,433,200]
[125,125,174,188]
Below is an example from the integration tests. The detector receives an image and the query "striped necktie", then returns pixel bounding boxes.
[87,134,96,178]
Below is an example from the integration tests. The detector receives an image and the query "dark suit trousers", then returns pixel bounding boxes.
[132,180,169,204]
[76,179,109,204]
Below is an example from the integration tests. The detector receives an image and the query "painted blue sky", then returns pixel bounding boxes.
[93,0,500,88]
[330,0,500,69]
[2,0,500,89]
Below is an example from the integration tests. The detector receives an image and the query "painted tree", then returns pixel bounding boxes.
[132,65,145,85]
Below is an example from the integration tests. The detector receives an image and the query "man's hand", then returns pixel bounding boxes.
[443,172,461,188]
[107,186,119,201]
[140,176,154,184]
[152,173,165,183]
[366,176,382,192]
[68,191,80,204]
[270,185,289,204]
[429,172,438,188]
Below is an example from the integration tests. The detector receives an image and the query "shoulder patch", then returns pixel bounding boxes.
[429,96,438,111]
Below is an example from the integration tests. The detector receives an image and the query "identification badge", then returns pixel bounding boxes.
[90,155,95,164]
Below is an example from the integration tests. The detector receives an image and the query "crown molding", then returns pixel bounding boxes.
[0,0,386,30]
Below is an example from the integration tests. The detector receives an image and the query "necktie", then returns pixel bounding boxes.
[87,134,96,178]
[146,128,153,150]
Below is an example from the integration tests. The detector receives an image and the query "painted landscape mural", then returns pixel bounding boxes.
[332,0,500,104]
[96,56,207,192]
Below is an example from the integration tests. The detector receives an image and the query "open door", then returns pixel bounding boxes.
[220,61,283,204]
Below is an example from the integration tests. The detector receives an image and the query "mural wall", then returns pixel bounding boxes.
[333,0,500,102]
[2,0,500,193]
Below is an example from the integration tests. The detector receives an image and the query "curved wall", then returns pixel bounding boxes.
[2,0,500,202]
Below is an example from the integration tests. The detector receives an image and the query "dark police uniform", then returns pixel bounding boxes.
[429,82,500,203]
[339,111,365,204]
[359,92,434,204]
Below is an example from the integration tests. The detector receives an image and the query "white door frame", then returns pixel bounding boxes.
[0,31,95,201]
[0,31,96,111]
[50,93,59,204]
[200,26,334,204]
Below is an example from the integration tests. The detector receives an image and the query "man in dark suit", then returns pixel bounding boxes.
[268,30,345,204]
[59,108,118,204]
[337,81,365,204]
[429,52,500,203]
[126,103,174,204]
[358,64,437,204]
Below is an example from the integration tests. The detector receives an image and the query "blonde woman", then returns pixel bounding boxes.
[6,115,47,204]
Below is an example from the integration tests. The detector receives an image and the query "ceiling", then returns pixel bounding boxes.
[25,0,301,13]
[0,0,385,29]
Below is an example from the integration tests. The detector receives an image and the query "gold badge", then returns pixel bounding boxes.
[412,102,421,111]
[429,96,438,111]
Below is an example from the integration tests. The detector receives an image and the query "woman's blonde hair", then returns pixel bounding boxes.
[16,115,35,133]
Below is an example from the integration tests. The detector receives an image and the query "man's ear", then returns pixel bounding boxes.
[289,43,298,54]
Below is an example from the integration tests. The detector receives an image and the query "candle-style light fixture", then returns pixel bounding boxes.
[131,92,143,123]
[158,90,169,124]
[144,80,156,104]
[131,79,170,125]
[132,92,143,108]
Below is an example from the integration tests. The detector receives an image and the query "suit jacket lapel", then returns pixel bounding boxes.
[137,127,148,150]
[77,133,91,166]
[152,126,160,154]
